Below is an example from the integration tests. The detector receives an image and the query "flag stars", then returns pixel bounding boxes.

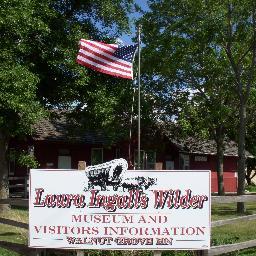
[114,44,138,62]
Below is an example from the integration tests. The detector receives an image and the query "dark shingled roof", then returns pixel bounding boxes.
[32,112,253,157]
[171,137,253,157]
[32,112,111,145]
[157,122,253,157]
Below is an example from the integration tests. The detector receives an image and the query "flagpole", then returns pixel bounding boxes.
[137,24,141,169]
[128,87,136,164]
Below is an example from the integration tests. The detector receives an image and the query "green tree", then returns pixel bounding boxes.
[0,0,134,207]
[245,88,256,185]
[176,87,237,196]
[139,0,256,204]
[0,0,46,208]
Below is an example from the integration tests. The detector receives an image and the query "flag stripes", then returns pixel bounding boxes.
[76,40,137,79]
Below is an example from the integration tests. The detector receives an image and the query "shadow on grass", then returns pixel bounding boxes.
[212,208,255,218]
[0,240,32,255]
[0,218,28,229]
[212,207,238,217]
[0,232,18,237]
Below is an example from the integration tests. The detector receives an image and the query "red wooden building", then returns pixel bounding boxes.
[8,112,252,194]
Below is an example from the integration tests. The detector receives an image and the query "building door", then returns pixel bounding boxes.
[146,151,156,169]
[91,148,103,165]
[166,160,174,170]
[134,150,146,169]
[58,156,71,169]
[179,153,190,170]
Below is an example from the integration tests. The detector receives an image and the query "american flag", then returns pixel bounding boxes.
[76,39,138,80]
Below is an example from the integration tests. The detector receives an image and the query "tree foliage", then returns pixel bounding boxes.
[139,0,256,200]
[0,0,135,201]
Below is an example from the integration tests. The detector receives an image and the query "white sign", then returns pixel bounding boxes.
[29,169,211,250]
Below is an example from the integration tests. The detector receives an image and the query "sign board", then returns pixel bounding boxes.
[29,169,211,250]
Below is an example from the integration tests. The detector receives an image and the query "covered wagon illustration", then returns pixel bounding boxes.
[85,158,128,191]
[121,176,157,191]
[84,158,158,192]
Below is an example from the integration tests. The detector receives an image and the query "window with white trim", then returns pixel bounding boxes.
[146,151,156,170]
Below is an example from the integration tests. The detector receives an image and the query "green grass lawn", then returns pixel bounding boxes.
[212,202,256,221]
[0,206,28,256]
[246,184,256,193]
[0,204,256,256]
[210,202,256,255]
[0,207,28,243]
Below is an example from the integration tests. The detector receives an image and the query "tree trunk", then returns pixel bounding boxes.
[237,100,246,213]
[216,126,225,196]
[0,130,10,212]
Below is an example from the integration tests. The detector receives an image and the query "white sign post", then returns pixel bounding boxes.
[29,169,211,250]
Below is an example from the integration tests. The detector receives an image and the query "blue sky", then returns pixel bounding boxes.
[120,0,149,45]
